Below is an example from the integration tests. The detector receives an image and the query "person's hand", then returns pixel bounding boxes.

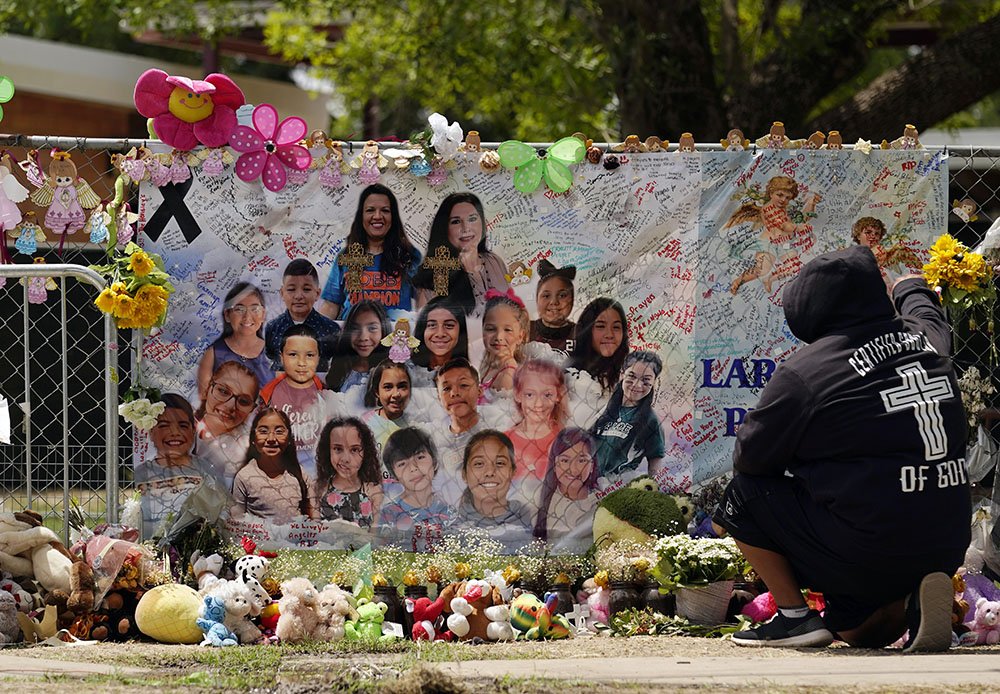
[891,273,926,291]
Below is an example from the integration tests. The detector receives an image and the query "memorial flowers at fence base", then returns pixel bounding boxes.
[651,535,747,591]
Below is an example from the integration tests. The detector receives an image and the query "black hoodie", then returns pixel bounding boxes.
[734,246,970,557]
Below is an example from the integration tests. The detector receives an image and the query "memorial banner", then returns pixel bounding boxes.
[135,147,947,550]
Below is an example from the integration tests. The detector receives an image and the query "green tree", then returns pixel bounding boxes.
[5,1,1000,142]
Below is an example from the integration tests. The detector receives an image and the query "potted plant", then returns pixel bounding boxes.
[651,535,747,625]
[594,538,657,619]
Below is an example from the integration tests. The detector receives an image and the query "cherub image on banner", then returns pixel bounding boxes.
[724,175,822,294]
[850,216,920,281]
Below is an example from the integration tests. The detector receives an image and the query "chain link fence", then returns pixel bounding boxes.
[1,136,998,540]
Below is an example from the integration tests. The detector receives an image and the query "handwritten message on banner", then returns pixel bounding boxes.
[136,148,947,550]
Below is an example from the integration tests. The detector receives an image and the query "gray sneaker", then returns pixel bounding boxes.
[732,609,834,647]
[902,572,953,653]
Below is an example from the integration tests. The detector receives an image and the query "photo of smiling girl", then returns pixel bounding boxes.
[505,359,568,482]
[197,282,274,402]
[409,297,469,388]
[231,407,314,525]
[590,350,666,479]
[567,297,629,395]
[376,427,453,551]
[529,259,577,351]
[455,430,533,548]
[313,417,384,529]
[532,427,601,553]
[361,359,412,450]
[325,300,391,393]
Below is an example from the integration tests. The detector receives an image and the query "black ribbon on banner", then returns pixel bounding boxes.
[142,178,203,244]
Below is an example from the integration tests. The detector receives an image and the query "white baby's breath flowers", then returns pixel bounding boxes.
[118,398,165,431]
[957,366,996,429]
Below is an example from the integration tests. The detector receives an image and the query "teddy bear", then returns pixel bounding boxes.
[0,511,74,593]
[66,560,96,614]
[404,596,452,641]
[0,590,20,644]
[344,598,395,642]
[203,579,259,644]
[0,572,34,613]
[439,579,513,641]
[275,577,319,643]
[197,595,239,647]
[314,583,354,642]
[973,597,1000,645]
[90,590,143,642]
[509,592,571,640]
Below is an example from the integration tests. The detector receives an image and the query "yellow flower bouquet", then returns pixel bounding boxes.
[923,234,996,332]
[91,242,175,331]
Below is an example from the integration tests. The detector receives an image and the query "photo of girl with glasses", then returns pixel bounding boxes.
[231,407,314,525]
[197,282,274,403]
[313,417,384,529]
[532,427,601,553]
[590,350,666,479]
[196,361,260,488]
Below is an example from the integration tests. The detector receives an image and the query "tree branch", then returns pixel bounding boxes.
[805,10,1000,139]
[730,0,908,136]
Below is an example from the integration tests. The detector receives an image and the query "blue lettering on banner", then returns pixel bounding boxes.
[701,358,777,389]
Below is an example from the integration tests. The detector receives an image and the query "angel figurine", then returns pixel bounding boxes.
[10,212,45,255]
[0,153,29,233]
[89,204,110,244]
[112,147,152,185]
[882,124,922,151]
[187,147,234,177]
[721,128,749,151]
[755,121,795,150]
[380,318,420,363]
[953,199,978,223]
[504,261,532,287]
[351,140,387,185]
[28,151,100,235]
[115,203,140,246]
[155,150,191,185]
[22,258,57,304]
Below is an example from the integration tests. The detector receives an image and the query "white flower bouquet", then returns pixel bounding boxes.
[118,397,165,431]
[652,535,747,590]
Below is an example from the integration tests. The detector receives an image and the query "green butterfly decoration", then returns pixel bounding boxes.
[498,136,585,194]
[0,75,13,122]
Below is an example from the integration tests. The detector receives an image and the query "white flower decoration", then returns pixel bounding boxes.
[119,398,165,431]
[428,112,463,162]
[854,138,873,155]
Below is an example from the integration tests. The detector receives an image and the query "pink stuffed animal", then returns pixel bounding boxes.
[587,587,610,628]
[973,597,1000,645]
[275,577,319,644]
[741,592,777,622]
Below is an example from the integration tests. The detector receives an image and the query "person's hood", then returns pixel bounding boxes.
[784,246,895,343]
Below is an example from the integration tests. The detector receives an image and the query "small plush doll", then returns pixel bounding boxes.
[405,596,453,641]
[952,199,978,223]
[823,131,844,150]
[315,583,354,642]
[190,550,223,590]
[344,598,395,642]
[0,153,28,233]
[380,318,420,363]
[439,579,513,641]
[66,559,96,614]
[973,597,1000,645]
[509,592,571,640]
[644,136,668,152]
[612,135,646,153]
[805,131,826,150]
[0,572,33,614]
[203,579,259,644]
[28,151,100,235]
[0,591,20,644]
[504,261,532,287]
[882,124,922,151]
[197,595,239,647]
[275,577,320,644]
[755,121,793,150]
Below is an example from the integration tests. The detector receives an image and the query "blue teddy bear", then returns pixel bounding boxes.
[197,595,239,647]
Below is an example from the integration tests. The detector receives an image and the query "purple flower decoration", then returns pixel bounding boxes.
[229,104,311,192]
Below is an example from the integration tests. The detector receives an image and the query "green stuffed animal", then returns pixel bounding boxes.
[509,593,571,640]
[592,476,686,549]
[343,598,395,643]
